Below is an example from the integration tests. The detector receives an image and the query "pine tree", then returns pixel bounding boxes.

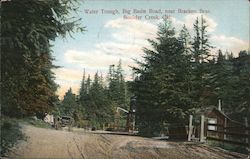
[191,16,213,110]
[132,20,193,136]
[86,75,91,95]
[108,60,128,109]
[179,25,191,55]
[79,69,86,101]
[204,50,250,122]
[230,51,250,121]
[61,88,78,116]
[1,0,84,118]
[78,72,115,129]
[206,50,234,107]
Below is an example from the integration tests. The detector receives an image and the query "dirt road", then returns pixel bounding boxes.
[7,125,247,159]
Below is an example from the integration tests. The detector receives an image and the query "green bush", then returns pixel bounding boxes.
[1,117,24,156]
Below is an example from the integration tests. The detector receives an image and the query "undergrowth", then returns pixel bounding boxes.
[1,117,24,156]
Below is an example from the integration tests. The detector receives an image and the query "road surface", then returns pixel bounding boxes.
[7,125,247,159]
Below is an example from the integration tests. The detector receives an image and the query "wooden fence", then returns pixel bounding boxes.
[163,114,249,148]
[206,123,250,147]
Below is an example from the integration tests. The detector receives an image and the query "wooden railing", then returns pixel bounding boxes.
[206,123,250,147]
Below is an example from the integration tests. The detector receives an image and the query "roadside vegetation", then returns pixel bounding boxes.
[1,116,52,156]
[58,60,130,130]
[1,117,23,156]
[1,0,84,156]
[207,140,248,155]
[20,117,52,129]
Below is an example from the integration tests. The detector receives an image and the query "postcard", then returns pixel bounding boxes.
[1,0,249,158]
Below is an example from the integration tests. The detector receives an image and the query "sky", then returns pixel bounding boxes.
[51,0,250,98]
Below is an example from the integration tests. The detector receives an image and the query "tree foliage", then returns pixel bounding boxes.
[107,60,128,109]
[75,61,130,129]
[207,50,250,121]
[78,71,114,129]
[131,20,194,136]
[131,18,250,136]
[1,0,84,118]
[60,88,78,116]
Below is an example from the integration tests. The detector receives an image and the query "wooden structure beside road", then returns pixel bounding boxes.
[204,107,249,147]
[165,106,249,149]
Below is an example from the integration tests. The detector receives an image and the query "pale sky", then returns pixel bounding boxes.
[52,0,250,98]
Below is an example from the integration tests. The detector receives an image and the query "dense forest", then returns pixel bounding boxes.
[59,17,250,135]
[1,0,249,137]
[59,61,130,129]
[1,0,84,118]
[131,19,250,136]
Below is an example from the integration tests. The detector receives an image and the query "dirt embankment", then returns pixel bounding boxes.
[7,125,248,159]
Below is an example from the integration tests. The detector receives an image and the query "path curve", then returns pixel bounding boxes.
[7,125,247,159]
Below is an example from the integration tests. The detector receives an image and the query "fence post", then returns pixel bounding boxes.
[188,115,193,141]
[224,117,227,140]
[245,117,248,145]
[200,115,205,142]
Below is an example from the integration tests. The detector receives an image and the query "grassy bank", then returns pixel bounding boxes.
[20,117,52,129]
[207,140,248,155]
[1,117,23,156]
[1,116,52,156]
